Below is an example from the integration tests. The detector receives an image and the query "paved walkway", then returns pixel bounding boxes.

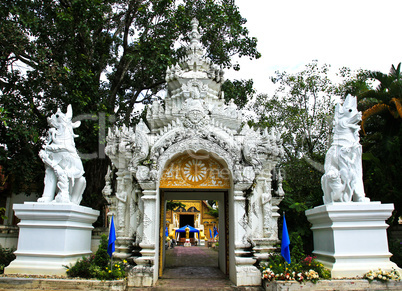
[0,246,263,290]
[147,246,263,290]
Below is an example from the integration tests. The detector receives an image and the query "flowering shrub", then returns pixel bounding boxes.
[363,268,401,283]
[65,234,128,280]
[66,257,127,280]
[260,253,330,284]
[305,269,320,283]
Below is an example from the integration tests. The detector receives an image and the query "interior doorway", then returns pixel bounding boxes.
[159,190,228,279]
[179,214,194,228]
[179,214,195,238]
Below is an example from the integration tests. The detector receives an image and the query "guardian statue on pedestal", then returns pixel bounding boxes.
[38,105,86,204]
[321,95,369,204]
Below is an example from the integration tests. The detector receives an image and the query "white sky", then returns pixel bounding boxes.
[226,0,402,95]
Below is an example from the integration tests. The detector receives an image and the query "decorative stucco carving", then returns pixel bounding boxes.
[129,120,150,173]
[103,17,286,283]
[241,125,284,174]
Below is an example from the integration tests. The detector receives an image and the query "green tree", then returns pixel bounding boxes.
[222,79,255,109]
[0,0,260,214]
[166,201,186,211]
[357,63,402,224]
[250,61,359,252]
[251,62,335,160]
[93,234,110,268]
[360,63,402,133]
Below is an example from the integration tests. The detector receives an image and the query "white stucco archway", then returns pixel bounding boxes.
[103,19,285,288]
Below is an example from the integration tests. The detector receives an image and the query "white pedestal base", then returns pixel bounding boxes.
[235,265,262,286]
[5,202,99,276]
[305,202,400,278]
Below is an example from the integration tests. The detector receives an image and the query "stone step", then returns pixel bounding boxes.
[130,284,263,291]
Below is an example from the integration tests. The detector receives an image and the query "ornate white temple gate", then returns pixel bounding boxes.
[103,19,285,287]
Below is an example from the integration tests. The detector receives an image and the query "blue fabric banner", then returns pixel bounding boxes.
[209,228,212,239]
[107,216,116,258]
[213,225,218,238]
[281,214,291,264]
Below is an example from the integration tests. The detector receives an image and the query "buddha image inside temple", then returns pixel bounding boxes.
[165,200,219,246]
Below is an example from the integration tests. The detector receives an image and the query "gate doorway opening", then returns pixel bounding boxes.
[159,190,229,279]
[179,214,194,228]
[179,214,195,238]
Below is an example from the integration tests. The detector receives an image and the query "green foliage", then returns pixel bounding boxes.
[288,233,305,263]
[251,61,344,253]
[251,61,337,159]
[356,63,402,224]
[0,0,260,211]
[250,62,377,253]
[66,255,94,278]
[166,200,186,211]
[0,207,6,221]
[65,234,127,280]
[222,79,255,109]
[0,245,16,274]
[389,238,402,268]
[206,208,219,219]
[279,160,324,253]
[93,234,110,268]
[205,200,219,218]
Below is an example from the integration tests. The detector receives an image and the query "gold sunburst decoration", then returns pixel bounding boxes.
[181,158,208,184]
[159,154,230,189]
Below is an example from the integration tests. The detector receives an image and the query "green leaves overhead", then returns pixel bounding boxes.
[222,79,255,109]
[0,0,259,205]
[357,63,402,224]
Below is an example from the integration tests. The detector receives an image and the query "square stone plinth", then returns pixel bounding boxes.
[305,202,400,278]
[5,202,99,276]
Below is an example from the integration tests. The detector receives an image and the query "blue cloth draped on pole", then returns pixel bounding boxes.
[209,228,212,239]
[107,216,116,258]
[174,225,200,234]
[281,214,291,264]
[213,225,218,238]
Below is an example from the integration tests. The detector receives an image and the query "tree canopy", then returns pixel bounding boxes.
[249,61,373,252]
[357,63,402,225]
[0,0,260,213]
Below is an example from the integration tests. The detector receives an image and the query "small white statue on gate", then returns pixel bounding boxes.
[322,95,370,204]
[38,105,86,204]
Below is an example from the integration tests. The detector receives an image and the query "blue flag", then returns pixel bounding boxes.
[213,225,218,238]
[209,228,212,239]
[107,216,116,258]
[281,215,291,264]
[165,227,169,237]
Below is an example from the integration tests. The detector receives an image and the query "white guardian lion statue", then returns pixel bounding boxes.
[322,95,370,204]
[37,105,86,204]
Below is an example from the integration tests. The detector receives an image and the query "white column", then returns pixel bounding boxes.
[232,184,261,286]
[130,188,158,287]
[115,170,134,259]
